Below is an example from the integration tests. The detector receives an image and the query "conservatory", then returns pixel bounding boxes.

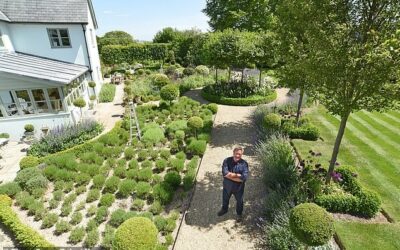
[0,52,92,139]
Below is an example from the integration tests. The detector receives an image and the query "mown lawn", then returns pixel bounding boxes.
[292,106,400,250]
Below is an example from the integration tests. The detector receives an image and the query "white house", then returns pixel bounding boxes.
[0,0,103,140]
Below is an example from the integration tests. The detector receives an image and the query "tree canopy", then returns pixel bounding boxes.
[98,31,134,51]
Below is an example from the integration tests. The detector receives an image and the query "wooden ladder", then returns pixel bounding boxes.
[128,101,142,144]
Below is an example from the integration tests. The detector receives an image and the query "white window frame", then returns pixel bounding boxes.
[47,28,72,48]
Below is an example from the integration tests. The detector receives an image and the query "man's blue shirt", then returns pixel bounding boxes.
[222,157,249,191]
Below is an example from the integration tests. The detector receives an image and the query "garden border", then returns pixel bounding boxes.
[201,89,277,106]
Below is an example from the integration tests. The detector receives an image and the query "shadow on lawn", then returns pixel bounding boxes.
[184,116,266,249]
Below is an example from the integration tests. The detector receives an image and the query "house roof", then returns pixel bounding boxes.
[0,52,89,84]
[0,0,95,25]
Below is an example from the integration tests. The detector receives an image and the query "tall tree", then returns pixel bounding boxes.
[292,0,400,183]
[98,31,134,51]
[203,0,276,31]
[153,27,179,43]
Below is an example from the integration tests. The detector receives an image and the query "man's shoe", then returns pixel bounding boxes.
[236,214,243,222]
[217,209,228,216]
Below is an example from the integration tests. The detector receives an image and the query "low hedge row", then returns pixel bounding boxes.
[201,90,277,106]
[315,166,381,218]
[0,195,55,249]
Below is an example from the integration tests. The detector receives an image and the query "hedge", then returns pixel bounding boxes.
[101,43,169,65]
[99,84,116,103]
[201,89,277,106]
[315,166,381,218]
[112,217,158,250]
[0,195,55,249]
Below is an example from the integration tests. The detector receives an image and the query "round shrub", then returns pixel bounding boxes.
[25,175,49,193]
[206,103,218,114]
[118,179,136,198]
[142,127,165,145]
[135,182,151,199]
[99,193,115,207]
[195,65,210,75]
[92,174,106,189]
[129,159,139,169]
[175,151,186,160]
[95,206,109,223]
[75,173,91,186]
[88,81,96,88]
[109,209,127,227]
[55,220,71,235]
[0,194,12,206]
[137,168,153,182]
[175,130,185,141]
[19,156,39,169]
[131,198,145,211]
[183,67,196,76]
[73,97,86,108]
[84,229,99,248]
[153,182,174,204]
[86,189,100,203]
[41,213,59,229]
[160,149,171,160]
[124,147,135,160]
[137,150,148,162]
[15,167,42,189]
[104,176,120,193]
[155,159,167,171]
[0,182,22,198]
[160,84,179,103]
[263,113,282,130]
[24,124,34,132]
[152,73,170,88]
[114,166,127,179]
[70,212,83,225]
[166,120,187,133]
[164,171,181,189]
[289,203,334,246]
[112,217,158,250]
[187,139,207,156]
[69,226,85,244]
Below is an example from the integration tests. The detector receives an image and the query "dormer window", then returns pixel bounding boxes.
[47,28,71,48]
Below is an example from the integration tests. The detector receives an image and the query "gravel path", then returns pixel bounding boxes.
[174,88,295,250]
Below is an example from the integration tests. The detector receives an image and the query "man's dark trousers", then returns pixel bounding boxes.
[222,178,245,215]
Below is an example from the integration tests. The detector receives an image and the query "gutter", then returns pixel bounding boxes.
[81,24,93,79]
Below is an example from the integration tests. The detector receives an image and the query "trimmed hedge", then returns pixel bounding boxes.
[201,89,277,106]
[99,84,116,103]
[0,195,55,249]
[19,156,40,169]
[289,203,334,246]
[315,166,381,218]
[101,43,169,65]
[112,217,158,250]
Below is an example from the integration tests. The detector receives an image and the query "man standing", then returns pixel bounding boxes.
[217,147,249,221]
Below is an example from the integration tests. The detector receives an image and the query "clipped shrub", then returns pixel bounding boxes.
[104,176,121,193]
[135,182,151,199]
[99,193,115,207]
[160,149,171,159]
[160,84,179,103]
[183,67,196,76]
[187,116,204,135]
[84,229,99,248]
[15,167,42,189]
[70,212,83,225]
[114,166,127,179]
[75,173,91,186]
[92,174,106,189]
[289,203,334,246]
[175,130,185,141]
[112,217,158,250]
[206,103,218,114]
[195,65,209,75]
[99,84,116,103]
[137,150,148,162]
[131,198,145,211]
[41,213,59,229]
[19,156,39,169]
[187,139,207,156]
[137,168,153,182]
[24,124,34,132]
[149,200,163,215]
[55,220,72,235]
[86,205,97,217]
[25,175,49,193]
[124,147,135,160]
[102,225,116,249]
[166,120,187,133]
[263,113,281,130]
[95,206,109,223]
[183,171,196,191]
[118,179,136,198]
[155,159,167,171]
[143,127,165,145]
[109,209,127,227]
[0,194,13,206]
[0,182,21,197]
[152,73,170,88]
[153,215,167,232]
[60,203,72,217]
[129,159,139,169]
[69,226,85,244]
[164,171,181,189]
[153,182,174,204]
[86,189,101,203]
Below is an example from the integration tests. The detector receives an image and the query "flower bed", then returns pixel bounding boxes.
[27,120,103,157]
[1,97,214,248]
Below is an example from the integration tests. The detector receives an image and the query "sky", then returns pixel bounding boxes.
[92,0,210,41]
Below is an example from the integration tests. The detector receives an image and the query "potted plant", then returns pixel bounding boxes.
[89,95,96,110]
[24,124,34,136]
[88,81,96,97]
[73,97,86,121]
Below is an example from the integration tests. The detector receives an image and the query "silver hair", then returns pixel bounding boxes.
[233,146,244,153]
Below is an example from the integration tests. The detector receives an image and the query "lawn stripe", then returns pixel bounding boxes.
[383,113,400,123]
[355,112,400,146]
[362,110,400,134]
[347,115,400,163]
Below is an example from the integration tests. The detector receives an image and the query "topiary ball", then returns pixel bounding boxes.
[112,217,158,250]
[195,65,210,75]
[19,155,40,169]
[289,203,334,246]
[160,84,179,103]
[88,81,96,88]
[187,116,204,130]
[24,124,35,132]
[73,97,86,108]
[263,113,281,130]
[152,74,170,88]
[0,194,12,207]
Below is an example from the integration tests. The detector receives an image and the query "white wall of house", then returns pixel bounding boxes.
[0,21,15,52]
[0,113,71,140]
[9,23,90,66]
